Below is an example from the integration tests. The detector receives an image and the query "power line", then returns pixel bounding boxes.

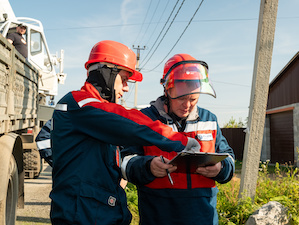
[143,0,171,48]
[140,0,179,64]
[45,18,256,31]
[147,0,205,72]
[44,16,299,31]
[212,80,250,87]
[133,0,153,44]
[138,0,162,45]
[140,0,185,69]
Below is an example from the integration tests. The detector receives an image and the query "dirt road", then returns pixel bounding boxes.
[16,164,52,225]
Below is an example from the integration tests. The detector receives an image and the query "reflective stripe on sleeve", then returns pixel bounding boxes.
[36,139,51,150]
[228,154,235,164]
[50,118,53,130]
[55,98,102,111]
[78,98,101,107]
[121,154,138,180]
[55,104,67,111]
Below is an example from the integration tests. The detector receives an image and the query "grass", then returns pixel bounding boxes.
[126,160,299,225]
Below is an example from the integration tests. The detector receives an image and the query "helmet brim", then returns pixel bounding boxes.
[129,70,143,82]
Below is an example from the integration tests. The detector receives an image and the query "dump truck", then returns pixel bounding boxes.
[0,1,66,224]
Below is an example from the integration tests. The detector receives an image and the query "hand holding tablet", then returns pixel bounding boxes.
[168,152,229,173]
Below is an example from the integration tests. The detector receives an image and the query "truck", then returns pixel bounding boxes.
[0,1,66,224]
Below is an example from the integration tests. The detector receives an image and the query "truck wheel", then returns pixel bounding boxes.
[0,155,19,225]
[23,149,42,179]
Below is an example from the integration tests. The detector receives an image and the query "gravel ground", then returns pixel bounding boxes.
[16,164,52,225]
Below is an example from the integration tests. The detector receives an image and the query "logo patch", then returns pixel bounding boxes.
[108,196,116,207]
[197,133,213,141]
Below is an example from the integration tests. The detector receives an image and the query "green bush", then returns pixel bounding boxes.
[125,182,139,225]
[126,161,299,225]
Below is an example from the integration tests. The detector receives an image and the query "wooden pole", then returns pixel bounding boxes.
[132,45,146,108]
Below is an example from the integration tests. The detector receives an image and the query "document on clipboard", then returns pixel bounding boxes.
[168,152,229,173]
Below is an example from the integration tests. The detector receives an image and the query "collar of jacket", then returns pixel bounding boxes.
[151,96,199,122]
[81,81,109,103]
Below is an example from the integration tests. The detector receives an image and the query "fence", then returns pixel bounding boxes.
[221,128,246,161]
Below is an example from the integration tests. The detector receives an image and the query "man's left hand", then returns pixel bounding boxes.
[196,162,222,177]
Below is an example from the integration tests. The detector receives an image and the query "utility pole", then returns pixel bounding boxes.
[132,45,146,108]
[239,0,279,200]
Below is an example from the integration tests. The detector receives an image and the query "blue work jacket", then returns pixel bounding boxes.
[122,96,235,225]
[50,82,189,225]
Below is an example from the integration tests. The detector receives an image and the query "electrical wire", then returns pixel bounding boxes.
[45,16,299,31]
[143,0,171,48]
[140,0,176,64]
[140,0,185,69]
[147,0,205,72]
[133,0,153,44]
[212,80,250,87]
[138,0,161,45]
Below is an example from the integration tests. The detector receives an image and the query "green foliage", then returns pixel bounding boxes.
[217,178,259,224]
[217,161,299,224]
[234,160,242,172]
[223,117,246,128]
[126,161,299,225]
[254,161,299,224]
[125,182,139,225]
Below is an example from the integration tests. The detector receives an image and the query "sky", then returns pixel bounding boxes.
[9,0,299,127]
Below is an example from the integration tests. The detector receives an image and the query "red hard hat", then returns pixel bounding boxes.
[161,54,216,98]
[85,40,143,82]
[162,54,197,81]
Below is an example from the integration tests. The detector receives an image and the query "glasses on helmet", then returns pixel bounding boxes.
[161,61,216,99]
[88,62,133,78]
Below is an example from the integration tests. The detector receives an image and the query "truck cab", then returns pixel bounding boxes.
[0,17,66,103]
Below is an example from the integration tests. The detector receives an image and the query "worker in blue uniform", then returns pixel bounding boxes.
[50,41,200,225]
[121,54,235,225]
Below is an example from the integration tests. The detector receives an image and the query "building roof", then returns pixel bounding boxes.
[269,51,299,88]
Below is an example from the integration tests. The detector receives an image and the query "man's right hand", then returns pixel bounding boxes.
[150,156,177,177]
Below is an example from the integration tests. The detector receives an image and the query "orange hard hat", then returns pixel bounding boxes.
[161,54,216,98]
[85,40,143,82]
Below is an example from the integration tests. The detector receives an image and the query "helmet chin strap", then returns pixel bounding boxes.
[164,91,170,112]
[106,66,119,103]
[87,65,119,103]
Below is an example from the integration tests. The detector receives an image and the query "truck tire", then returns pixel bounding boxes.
[0,155,19,225]
[23,149,42,179]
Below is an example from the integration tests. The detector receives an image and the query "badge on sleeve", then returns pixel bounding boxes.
[108,196,116,207]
